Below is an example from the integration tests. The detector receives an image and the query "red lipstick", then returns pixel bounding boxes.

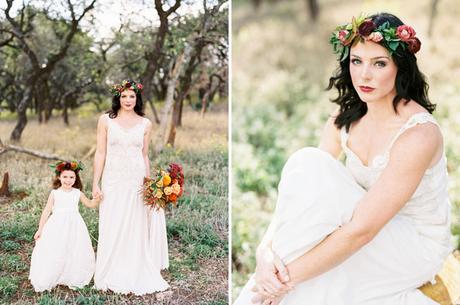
[359,86,375,93]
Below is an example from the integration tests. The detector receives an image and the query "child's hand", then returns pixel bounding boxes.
[34,229,42,240]
[92,194,102,205]
[92,186,103,201]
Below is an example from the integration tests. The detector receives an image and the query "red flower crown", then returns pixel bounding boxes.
[49,160,84,175]
[110,79,143,97]
[330,15,421,61]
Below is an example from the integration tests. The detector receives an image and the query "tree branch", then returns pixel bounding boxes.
[0,142,64,160]
[44,0,96,73]
[4,0,40,69]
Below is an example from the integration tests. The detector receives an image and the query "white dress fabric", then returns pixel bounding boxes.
[94,115,169,295]
[234,112,452,305]
[150,208,169,270]
[29,188,95,292]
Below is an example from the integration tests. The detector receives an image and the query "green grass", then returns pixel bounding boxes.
[0,275,20,299]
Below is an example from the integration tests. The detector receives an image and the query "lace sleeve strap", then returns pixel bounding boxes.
[340,126,349,151]
[387,112,440,152]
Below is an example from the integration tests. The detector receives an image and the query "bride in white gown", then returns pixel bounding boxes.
[234,13,451,305]
[92,80,169,295]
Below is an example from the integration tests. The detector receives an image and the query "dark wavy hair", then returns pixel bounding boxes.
[107,82,145,119]
[327,12,435,132]
[52,169,83,191]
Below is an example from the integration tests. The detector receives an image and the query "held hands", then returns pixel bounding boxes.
[251,246,292,304]
[92,193,103,205]
[92,185,104,202]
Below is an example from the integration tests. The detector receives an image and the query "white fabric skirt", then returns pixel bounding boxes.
[234,147,443,305]
[29,211,95,292]
[149,207,169,270]
[94,178,169,295]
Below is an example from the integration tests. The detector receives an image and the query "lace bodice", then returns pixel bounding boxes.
[52,188,80,214]
[340,112,451,258]
[101,115,148,188]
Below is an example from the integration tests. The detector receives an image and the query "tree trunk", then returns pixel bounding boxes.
[10,85,33,141]
[167,100,180,145]
[0,172,11,197]
[428,0,440,37]
[154,47,189,155]
[63,99,69,126]
[140,0,181,125]
[201,90,209,117]
[252,0,262,9]
[44,107,53,122]
[166,123,176,147]
[147,99,160,124]
[37,95,43,123]
[306,0,319,21]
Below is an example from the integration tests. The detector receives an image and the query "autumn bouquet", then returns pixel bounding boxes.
[142,163,184,209]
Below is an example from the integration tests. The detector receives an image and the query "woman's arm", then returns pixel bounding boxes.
[285,123,441,285]
[34,192,55,240]
[92,115,107,197]
[142,119,153,178]
[80,192,100,208]
[318,108,342,158]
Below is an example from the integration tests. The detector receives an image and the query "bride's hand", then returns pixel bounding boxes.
[92,185,103,201]
[254,246,291,298]
[251,291,284,305]
[262,295,283,305]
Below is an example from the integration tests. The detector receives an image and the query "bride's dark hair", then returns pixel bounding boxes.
[107,83,145,119]
[326,12,435,132]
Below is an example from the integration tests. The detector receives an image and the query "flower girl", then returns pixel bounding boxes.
[29,161,100,292]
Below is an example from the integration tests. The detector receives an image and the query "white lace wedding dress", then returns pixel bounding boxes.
[94,114,169,295]
[234,112,451,305]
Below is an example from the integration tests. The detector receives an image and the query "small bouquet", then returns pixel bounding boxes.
[142,163,184,209]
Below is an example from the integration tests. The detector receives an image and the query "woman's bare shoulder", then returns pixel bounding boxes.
[318,108,342,158]
[97,113,109,128]
[398,100,430,118]
[390,121,442,166]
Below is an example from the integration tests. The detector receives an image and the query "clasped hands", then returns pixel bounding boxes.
[251,247,293,305]
[92,185,104,201]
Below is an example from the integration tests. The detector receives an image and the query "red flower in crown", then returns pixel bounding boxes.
[407,37,421,54]
[50,160,84,175]
[396,25,416,42]
[110,80,143,97]
[56,163,66,172]
[358,20,376,37]
[337,30,350,45]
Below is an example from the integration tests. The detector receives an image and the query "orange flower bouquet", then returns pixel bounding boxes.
[142,163,184,209]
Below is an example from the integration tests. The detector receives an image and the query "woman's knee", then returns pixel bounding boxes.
[284,147,336,172]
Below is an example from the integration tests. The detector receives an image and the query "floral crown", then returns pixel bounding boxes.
[49,160,84,175]
[330,15,421,61]
[110,79,143,97]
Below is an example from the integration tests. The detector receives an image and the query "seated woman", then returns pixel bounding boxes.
[234,12,452,305]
